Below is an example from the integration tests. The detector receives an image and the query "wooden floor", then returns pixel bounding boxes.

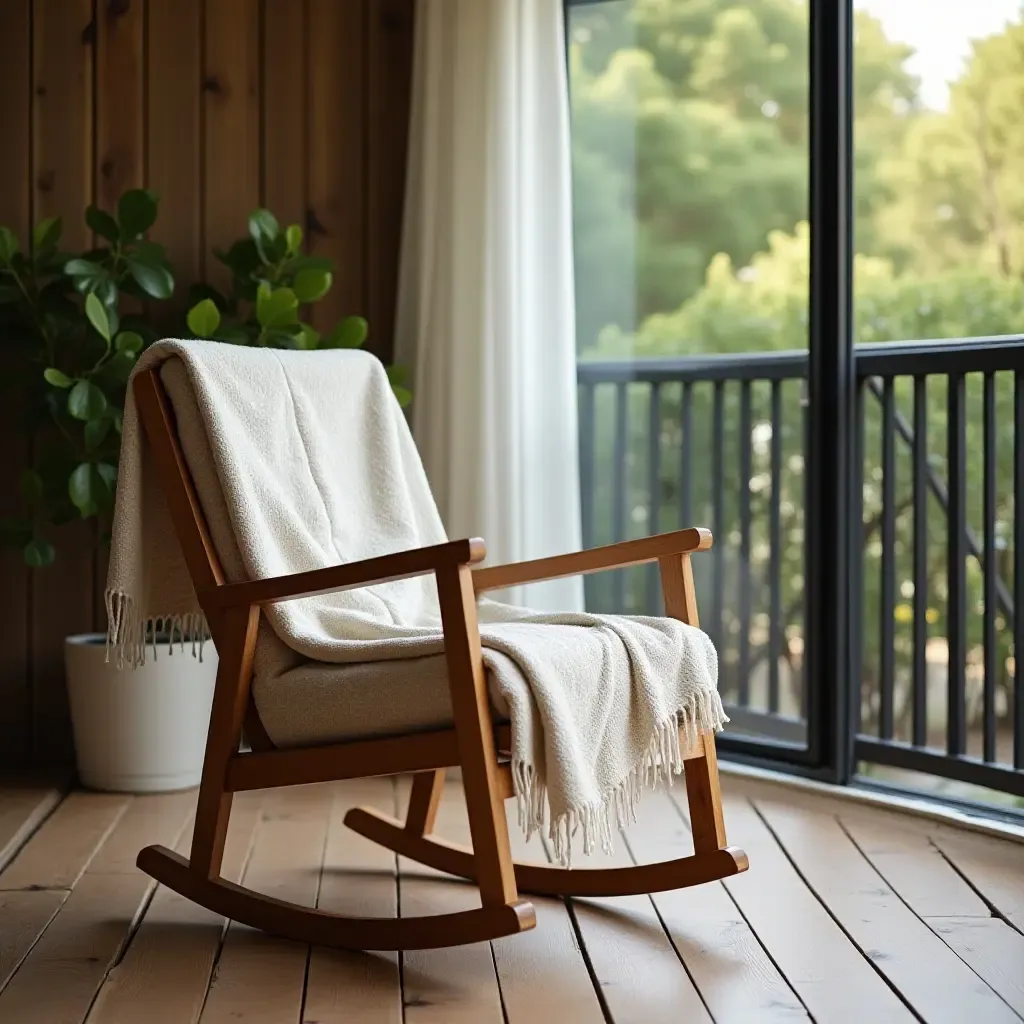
[0,771,1022,1023]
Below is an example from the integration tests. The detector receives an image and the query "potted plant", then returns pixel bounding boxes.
[1,196,407,791]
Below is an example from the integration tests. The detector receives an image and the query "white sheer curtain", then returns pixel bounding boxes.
[395,0,583,611]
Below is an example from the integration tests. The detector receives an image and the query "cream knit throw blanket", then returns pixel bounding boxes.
[107,340,725,864]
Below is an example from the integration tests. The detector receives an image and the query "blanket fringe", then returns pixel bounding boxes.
[513,686,728,868]
[104,589,210,669]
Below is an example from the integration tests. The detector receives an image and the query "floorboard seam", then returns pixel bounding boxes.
[0,782,71,875]
[746,797,928,1024]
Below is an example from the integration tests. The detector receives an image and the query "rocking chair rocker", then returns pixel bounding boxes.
[132,367,748,952]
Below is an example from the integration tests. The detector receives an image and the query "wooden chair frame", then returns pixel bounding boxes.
[131,368,748,952]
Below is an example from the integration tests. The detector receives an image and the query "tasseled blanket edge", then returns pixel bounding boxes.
[104,589,210,668]
[512,686,729,868]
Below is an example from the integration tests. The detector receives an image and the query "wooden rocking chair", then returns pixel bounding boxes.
[132,367,748,952]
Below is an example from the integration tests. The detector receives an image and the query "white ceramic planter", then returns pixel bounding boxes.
[65,634,218,793]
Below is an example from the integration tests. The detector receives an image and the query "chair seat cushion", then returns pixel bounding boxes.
[251,653,510,749]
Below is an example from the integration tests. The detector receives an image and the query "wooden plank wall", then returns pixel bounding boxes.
[0,0,416,768]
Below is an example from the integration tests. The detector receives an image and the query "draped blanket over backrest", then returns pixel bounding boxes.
[107,340,726,863]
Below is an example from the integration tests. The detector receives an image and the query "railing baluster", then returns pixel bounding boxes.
[1016,371,1024,770]
[712,381,725,654]
[769,380,782,714]
[680,382,693,529]
[880,377,896,741]
[613,381,628,613]
[850,379,864,737]
[739,381,752,706]
[983,372,997,762]
[579,383,595,551]
[947,373,967,757]
[646,384,662,614]
[912,375,928,748]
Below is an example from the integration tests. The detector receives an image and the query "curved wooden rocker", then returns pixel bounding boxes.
[131,368,748,954]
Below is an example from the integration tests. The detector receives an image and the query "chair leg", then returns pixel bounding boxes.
[405,770,446,835]
[659,549,729,853]
[436,564,519,908]
[190,604,260,878]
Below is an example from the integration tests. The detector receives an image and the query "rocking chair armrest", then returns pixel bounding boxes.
[203,538,487,609]
[472,527,712,593]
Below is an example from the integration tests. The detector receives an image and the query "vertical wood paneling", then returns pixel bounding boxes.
[366,0,415,361]
[203,0,260,293]
[30,0,96,765]
[262,0,308,232]
[0,0,413,766]
[147,0,202,313]
[308,0,366,331]
[0,0,34,766]
[95,0,143,211]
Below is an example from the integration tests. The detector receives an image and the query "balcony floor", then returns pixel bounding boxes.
[0,769,1021,1023]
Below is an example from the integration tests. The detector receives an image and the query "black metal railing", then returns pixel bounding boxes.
[577,337,1024,802]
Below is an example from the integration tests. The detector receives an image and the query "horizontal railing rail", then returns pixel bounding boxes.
[577,335,1024,803]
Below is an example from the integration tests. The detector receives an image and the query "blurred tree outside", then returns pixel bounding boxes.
[569,0,1024,752]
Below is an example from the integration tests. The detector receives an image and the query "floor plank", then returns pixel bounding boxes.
[0,889,67,993]
[623,787,809,1022]
[553,819,713,1024]
[397,779,505,1024]
[751,792,1019,1024]
[930,829,1024,933]
[198,784,332,1024]
[0,790,195,1023]
[700,788,916,1023]
[438,782,606,1024]
[929,916,1024,1017]
[85,791,263,1024]
[0,792,130,890]
[302,778,402,1024]
[0,775,71,872]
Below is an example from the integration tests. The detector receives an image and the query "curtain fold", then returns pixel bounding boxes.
[396,0,583,611]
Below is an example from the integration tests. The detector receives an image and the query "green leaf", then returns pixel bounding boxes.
[117,188,159,239]
[0,283,20,303]
[67,380,108,421]
[43,367,73,388]
[85,205,119,243]
[64,257,105,281]
[391,385,413,408]
[106,351,138,383]
[285,224,303,254]
[286,255,334,275]
[294,322,320,349]
[32,216,62,252]
[255,284,299,328]
[322,315,368,349]
[214,325,252,346]
[84,417,111,451]
[114,330,144,355]
[213,240,261,280]
[186,298,221,338]
[293,268,332,303]
[261,327,304,349]
[68,463,98,516]
[23,538,55,568]
[85,292,111,342]
[126,257,174,299]
[94,278,119,311]
[19,469,43,504]
[0,226,18,265]
[248,209,280,248]
[385,364,409,387]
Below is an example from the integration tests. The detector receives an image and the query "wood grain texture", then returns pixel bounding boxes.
[0,889,67,994]
[0,775,68,872]
[929,916,1024,1017]
[30,0,96,767]
[624,789,808,1023]
[302,779,403,1024]
[751,794,1017,1024]
[308,0,366,331]
[147,0,202,315]
[202,0,260,293]
[0,791,129,891]
[706,789,915,1023]
[84,793,262,1024]
[0,0,33,767]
